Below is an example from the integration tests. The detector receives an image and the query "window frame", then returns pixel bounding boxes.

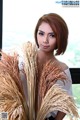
[0,0,2,49]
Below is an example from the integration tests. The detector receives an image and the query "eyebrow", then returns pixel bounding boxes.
[38,30,54,35]
[38,30,44,33]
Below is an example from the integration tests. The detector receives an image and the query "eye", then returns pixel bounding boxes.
[49,33,55,38]
[38,31,44,36]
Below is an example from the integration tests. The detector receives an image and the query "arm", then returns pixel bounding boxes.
[55,111,66,120]
[19,62,28,103]
[56,68,73,96]
[54,68,73,120]
[45,112,66,120]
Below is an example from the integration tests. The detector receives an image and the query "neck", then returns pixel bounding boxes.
[37,50,55,64]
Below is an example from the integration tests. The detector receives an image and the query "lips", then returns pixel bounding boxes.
[41,44,50,49]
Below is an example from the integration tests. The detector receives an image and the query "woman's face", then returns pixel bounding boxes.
[37,22,56,53]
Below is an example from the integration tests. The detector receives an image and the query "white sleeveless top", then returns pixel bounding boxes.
[46,68,73,118]
[18,54,73,118]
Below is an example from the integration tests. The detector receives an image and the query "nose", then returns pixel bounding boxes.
[43,35,49,43]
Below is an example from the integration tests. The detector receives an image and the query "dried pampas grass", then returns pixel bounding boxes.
[22,42,79,120]
[0,42,79,120]
[22,42,37,120]
[0,52,28,120]
[36,84,79,120]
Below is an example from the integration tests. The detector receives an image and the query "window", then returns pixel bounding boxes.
[2,0,80,68]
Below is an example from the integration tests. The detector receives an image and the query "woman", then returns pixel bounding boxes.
[34,13,72,120]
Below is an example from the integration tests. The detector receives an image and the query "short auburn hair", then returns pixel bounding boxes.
[34,13,69,55]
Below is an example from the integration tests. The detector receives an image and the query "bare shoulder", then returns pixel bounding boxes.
[56,60,68,71]
[60,62,68,70]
